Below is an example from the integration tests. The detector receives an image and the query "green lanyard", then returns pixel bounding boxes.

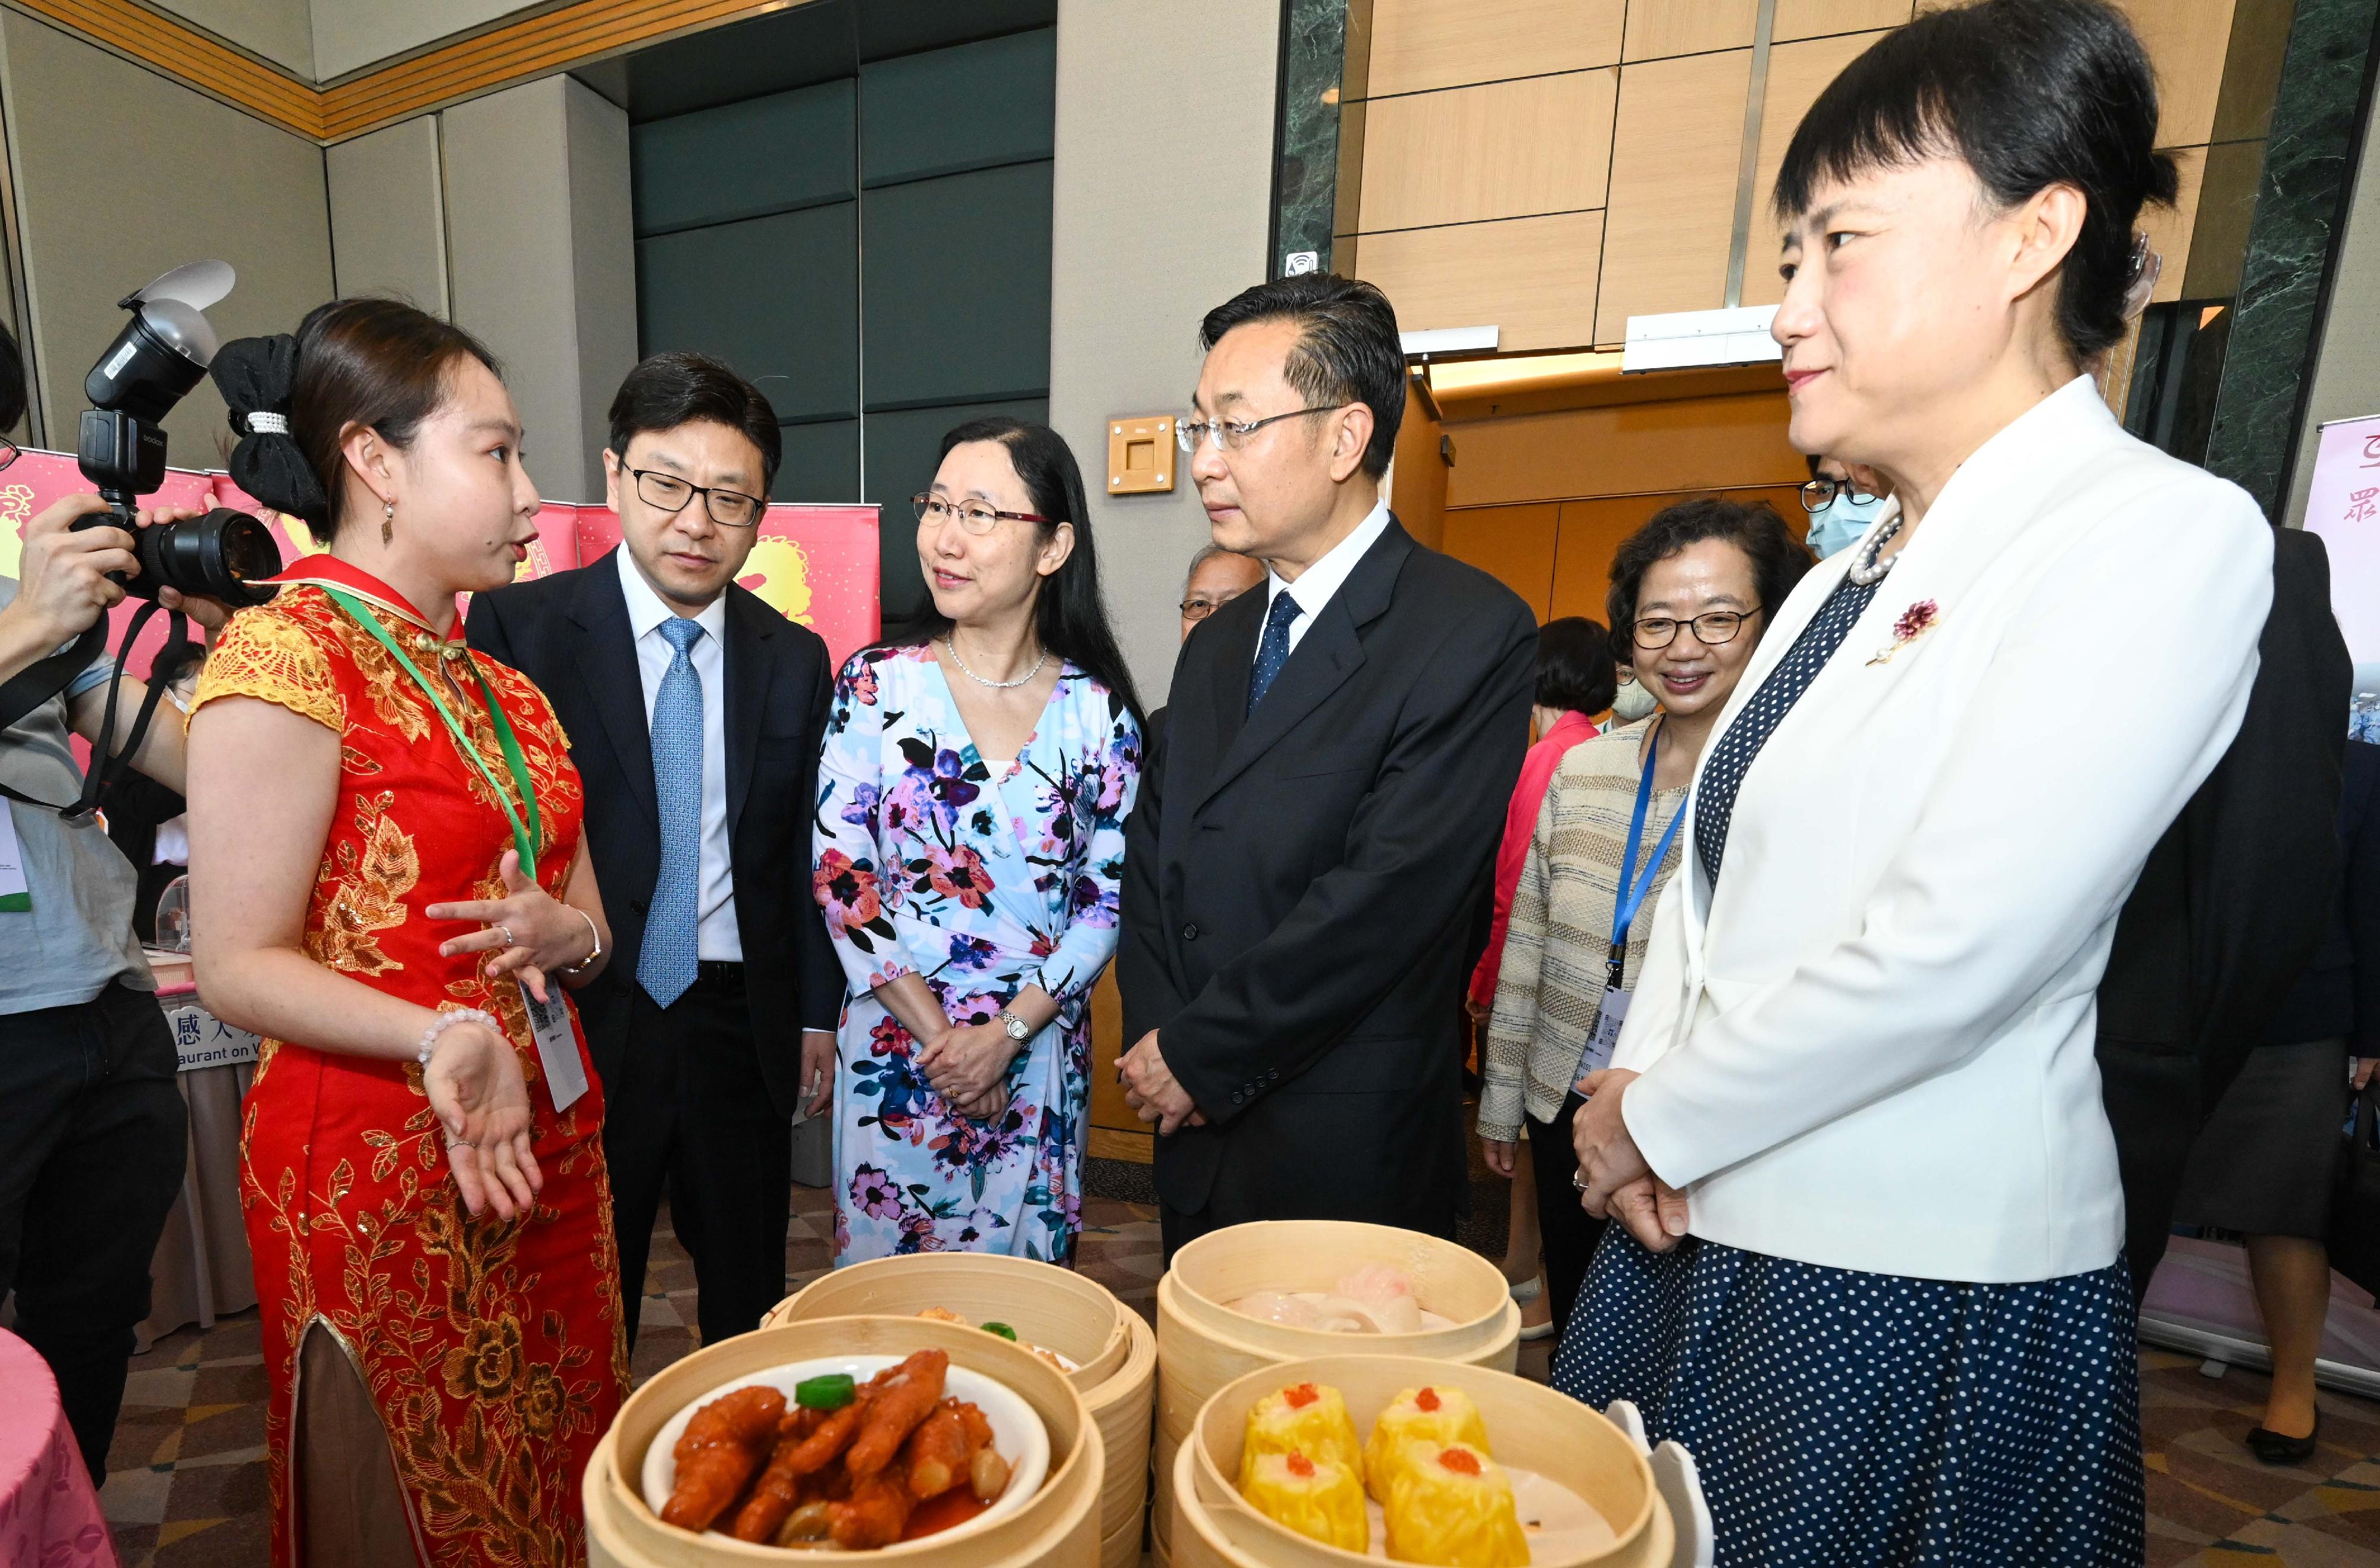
[323,586,543,869]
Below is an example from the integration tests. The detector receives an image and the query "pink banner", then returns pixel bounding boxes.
[0,449,881,680]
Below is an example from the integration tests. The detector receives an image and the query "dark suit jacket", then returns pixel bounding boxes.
[1120,518,1535,1228]
[2096,526,2351,1293]
[466,550,842,1119]
[2263,739,2380,1051]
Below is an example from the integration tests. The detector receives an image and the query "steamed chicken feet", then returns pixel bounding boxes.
[729,1395,875,1544]
[829,1470,919,1548]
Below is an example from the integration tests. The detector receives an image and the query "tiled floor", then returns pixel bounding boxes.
[99,1187,2380,1567]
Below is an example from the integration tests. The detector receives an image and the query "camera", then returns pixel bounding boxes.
[71,261,280,609]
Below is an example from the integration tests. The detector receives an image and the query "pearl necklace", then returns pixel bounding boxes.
[943,634,1048,690]
[1845,517,1905,587]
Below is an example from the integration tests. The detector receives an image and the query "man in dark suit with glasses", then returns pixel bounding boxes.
[1119,275,1535,1258]
[467,353,839,1351]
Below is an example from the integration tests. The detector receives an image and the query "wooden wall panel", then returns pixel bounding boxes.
[2141,146,2207,305]
[1367,0,1625,97]
[1771,0,1911,42]
[1740,30,1897,307]
[1087,969,1151,1165]
[1547,486,1805,621]
[2113,0,2238,149]
[1390,382,1451,550]
[1442,504,1562,622]
[1593,49,1753,345]
[1623,0,1759,61]
[1446,388,1801,507]
[1358,211,1605,352]
[1360,70,1618,230]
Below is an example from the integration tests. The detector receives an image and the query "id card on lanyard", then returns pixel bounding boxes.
[1575,729,1686,1084]
[324,587,586,1112]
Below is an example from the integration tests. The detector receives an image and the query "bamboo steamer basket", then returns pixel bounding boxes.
[765,1253,1132,1391]
[1100,1510,1143,1568]
[583,1313,1102,1567]
[766,1257,1157,1549]
[1152,1223,1520,1556]
[1175,1354,1674,1568]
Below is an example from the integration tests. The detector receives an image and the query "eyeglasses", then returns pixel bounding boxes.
[1631,608,1763,651]
[1799,476,1880,513]
[631,468,762,528]
[1176,405,1348,454]
[1180,593,1250,623]
[0,440,19,473]
[911,494,1054,534]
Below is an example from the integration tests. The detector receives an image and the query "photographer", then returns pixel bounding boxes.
[0,322,230,1482]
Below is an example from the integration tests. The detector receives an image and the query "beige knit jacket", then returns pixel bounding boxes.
[1478,719,1689,1143]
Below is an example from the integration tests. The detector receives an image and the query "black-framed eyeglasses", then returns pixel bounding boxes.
[1176,404,1348,454]
[912,494,1054,535]
[1799,476,1880,513]
[0,440,20,473]
[631,468,762,528]
[1632,608,1763,651]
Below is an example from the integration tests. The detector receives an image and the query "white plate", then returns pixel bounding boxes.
[641,1355,1051,1549]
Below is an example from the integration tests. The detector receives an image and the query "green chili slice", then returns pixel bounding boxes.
[795,1373,856,1409]
[979,1321,1019,1341]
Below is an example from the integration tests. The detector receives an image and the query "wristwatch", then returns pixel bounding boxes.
[996,1009,1032,1043]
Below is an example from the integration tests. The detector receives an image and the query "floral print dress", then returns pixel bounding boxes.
[813,643,1139,1264]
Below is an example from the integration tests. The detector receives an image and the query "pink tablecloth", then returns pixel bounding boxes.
[0,1329,117,1567]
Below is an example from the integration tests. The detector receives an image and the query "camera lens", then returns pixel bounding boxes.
[133,507,281,608]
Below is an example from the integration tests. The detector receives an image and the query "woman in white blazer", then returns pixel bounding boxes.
[1553,0,2273,1561]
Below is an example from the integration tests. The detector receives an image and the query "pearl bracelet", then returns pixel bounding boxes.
[418,1008,499,1067]
[558,908,602,977]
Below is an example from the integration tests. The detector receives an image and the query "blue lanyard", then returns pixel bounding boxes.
[1608,727,1686,987]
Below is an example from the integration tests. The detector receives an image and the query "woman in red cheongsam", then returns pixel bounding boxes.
[188,300,624,1567]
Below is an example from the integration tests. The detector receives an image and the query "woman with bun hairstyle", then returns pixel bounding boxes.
[186,300,624,1566]
[1556,0,2273,1560]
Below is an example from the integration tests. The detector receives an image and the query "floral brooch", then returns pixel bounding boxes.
[1868,599,1940,666]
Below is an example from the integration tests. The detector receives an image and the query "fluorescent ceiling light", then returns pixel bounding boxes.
[1623,306,1782,372]
[1401,325,1499,357]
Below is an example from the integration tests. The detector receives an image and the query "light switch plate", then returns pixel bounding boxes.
[1106,416,1175,494]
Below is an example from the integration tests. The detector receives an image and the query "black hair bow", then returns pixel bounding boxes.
[210,333,329,525]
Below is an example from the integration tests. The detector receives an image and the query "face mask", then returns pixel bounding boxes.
[1610,679,1662,723]
[1806,493,1889,560]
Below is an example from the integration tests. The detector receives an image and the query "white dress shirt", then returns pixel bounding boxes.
[1260,498,1392,660]
[616,547,740,962]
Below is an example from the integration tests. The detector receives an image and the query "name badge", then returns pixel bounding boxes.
[1575,985,1632,1084]
[520,980,587,1112]
[0,807,27,912]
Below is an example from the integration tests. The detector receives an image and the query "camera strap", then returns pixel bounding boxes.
[0,602,191,819]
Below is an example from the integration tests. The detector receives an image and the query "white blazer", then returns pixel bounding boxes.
[1613,378,2273,1283]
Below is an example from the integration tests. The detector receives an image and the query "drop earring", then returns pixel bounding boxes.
[381,497,394,547]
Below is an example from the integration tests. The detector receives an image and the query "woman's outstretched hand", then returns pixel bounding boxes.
[427,849,591,1002]
[423,1018,542,1220]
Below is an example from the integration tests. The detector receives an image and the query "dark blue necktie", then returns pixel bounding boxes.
[1248,591,1302,714]
[637,617,704,1007]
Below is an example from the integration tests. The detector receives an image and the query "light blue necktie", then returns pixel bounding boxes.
[637,617,704,1008]
[1247,591,1302,714]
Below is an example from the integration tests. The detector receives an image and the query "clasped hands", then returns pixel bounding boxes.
[1570,1068,1692,1253]
[1119,1031,1205,1137]
[917,1020,1014,1122]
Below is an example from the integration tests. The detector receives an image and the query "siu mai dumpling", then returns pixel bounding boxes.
[1363,1384,1491,1501]
[1239,1382,1363,1488]
[1240,1448,1369,1553]
[1385,1441,1530,1567]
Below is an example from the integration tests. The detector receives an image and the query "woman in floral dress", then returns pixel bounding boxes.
[815,418,1141,1263]
[187,302,623,1567]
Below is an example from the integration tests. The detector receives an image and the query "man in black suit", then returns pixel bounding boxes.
[467,353,839,1349]
[2097,526,2351,1302]
[1117,275,1534,1258]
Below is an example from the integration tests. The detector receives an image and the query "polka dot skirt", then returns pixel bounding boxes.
[1695,572,1881,888]
[1554,1233,2145,1566]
